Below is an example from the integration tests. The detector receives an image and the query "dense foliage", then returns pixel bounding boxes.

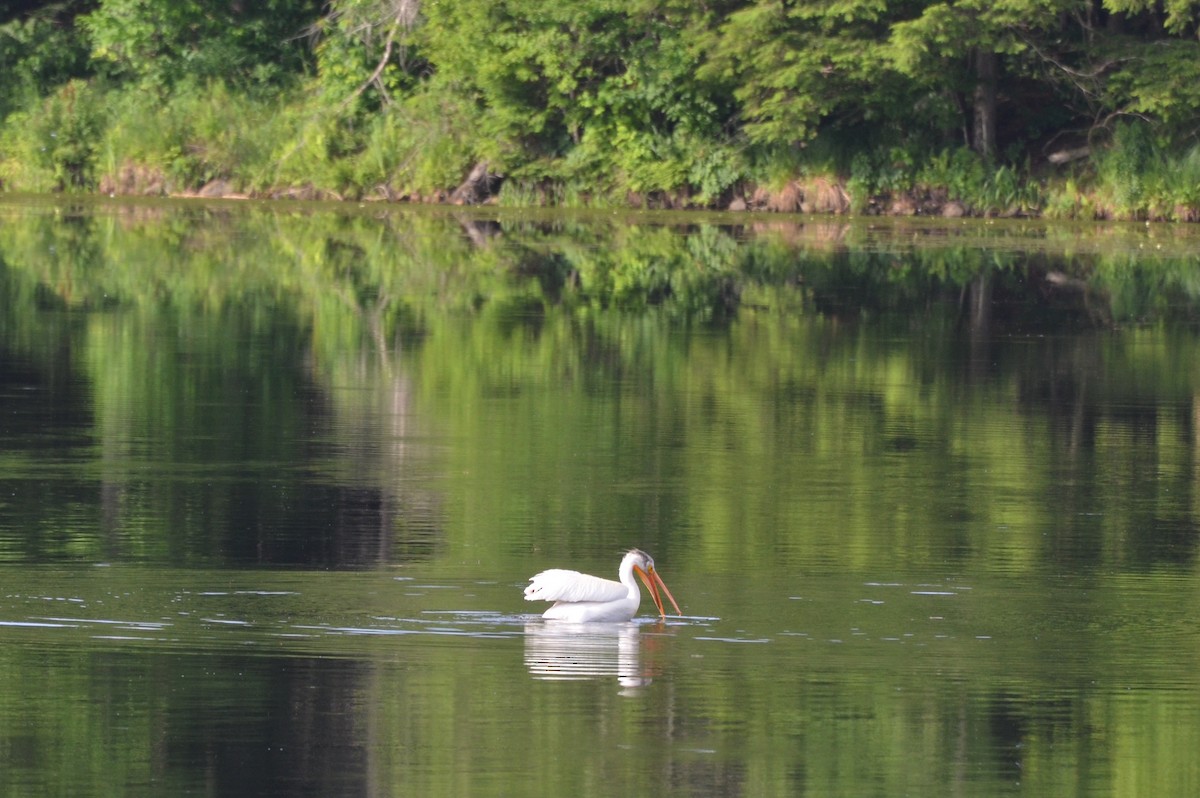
[3,0,1200,217]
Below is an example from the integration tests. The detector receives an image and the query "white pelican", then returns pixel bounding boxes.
[523,549,682,622]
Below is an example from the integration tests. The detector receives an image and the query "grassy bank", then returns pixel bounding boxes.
[6,3,1200,222]
[3,79,1200,223]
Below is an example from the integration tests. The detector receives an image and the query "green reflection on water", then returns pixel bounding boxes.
[0,566,1196,797]
[0,197,1199,797]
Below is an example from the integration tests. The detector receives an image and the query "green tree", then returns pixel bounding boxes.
[80,0,321,88]
[1104,0,1200,34]
[888,0,1200,156]
[1092,0,1200,143]
[0,3,92,119]
[417,0,737,198]
[309,0,424,111]
[700,0,905,147]
[886,0,1082,161]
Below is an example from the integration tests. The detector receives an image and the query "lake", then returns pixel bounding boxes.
[1,195,1199,796]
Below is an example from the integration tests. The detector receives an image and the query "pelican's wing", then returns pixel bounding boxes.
[524,569,627,603]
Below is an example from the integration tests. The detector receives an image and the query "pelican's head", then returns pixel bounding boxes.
[625,548,682,618]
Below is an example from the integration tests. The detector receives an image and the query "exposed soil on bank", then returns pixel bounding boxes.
[95,160,1195,222]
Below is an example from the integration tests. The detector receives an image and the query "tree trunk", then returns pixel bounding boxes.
[450,161,500,205]
[972,49,997,161]
[966,273,991,383]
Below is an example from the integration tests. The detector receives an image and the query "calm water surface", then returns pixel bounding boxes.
[1,196,1199,796]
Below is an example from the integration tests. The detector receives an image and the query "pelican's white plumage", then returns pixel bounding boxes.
[524,549,681,623]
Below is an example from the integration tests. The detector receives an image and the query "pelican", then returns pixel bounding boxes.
[523,549,682,622]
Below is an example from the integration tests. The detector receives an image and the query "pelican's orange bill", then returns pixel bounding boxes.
[634,564,683,617]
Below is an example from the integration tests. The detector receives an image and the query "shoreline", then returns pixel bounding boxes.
[130,176,1159,223]
[9,156,1192,224]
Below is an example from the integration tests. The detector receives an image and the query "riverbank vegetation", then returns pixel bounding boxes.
[3,1,1200,220]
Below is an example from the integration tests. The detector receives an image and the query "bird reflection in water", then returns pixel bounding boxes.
[523,621,665,692]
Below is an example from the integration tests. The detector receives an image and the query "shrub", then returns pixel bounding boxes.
[1097,121,1161,217]
[96,80,296,193]
[1164,144,1200,219]
[14,80,107,191]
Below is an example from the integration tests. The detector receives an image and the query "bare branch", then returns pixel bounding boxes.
[339,20,401,110]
